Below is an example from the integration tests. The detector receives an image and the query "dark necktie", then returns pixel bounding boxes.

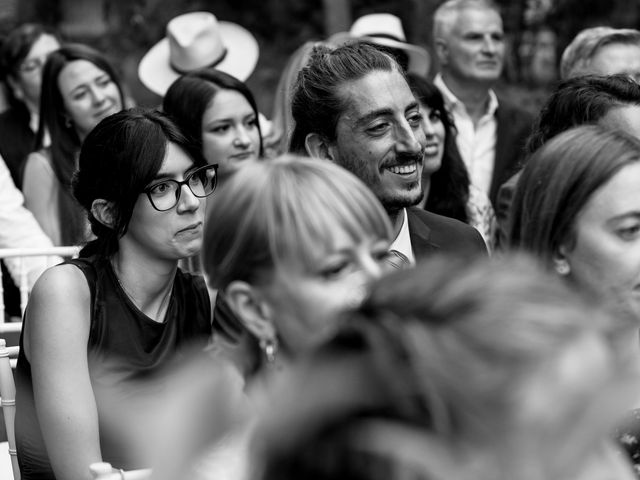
[386,249,411,270]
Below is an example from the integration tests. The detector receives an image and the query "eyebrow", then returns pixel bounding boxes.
[354,101,420,128]
[68,73,110,94]
[607,211,640,223]
[205,111,256,125]
[148,164,197,183]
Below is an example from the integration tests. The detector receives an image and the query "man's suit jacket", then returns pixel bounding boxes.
[491,98,534,205]
[407,207,487,260]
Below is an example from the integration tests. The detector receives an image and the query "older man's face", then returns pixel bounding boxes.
[327,69,426,213]
[437,7,505,85]
[590,43,640,82]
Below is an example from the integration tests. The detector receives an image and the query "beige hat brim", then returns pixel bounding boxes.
[327,32,430,77]
[138,21,259,96]
[360,35,430,77]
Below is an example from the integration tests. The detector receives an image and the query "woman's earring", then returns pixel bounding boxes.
[64,116,73,128]
[554,259,571,276]
[260,337,278,364]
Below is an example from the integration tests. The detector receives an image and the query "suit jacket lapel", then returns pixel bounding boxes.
[406,208,438,258]
[493,104,511,198]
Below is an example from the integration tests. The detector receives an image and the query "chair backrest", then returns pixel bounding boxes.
[0,338,19,480]
[0,246,80,332]
[89,462,152,480]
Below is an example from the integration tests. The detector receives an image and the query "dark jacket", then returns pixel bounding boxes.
[407,207,488,260]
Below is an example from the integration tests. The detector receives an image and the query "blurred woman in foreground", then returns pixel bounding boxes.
[257,254,638,480]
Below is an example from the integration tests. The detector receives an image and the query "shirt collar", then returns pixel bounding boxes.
[388,208,415,265]
[433,73,499,117]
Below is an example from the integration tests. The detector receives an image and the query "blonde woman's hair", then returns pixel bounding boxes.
[202,154,392,290]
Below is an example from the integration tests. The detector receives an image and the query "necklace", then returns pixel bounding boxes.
[110,259,173,323]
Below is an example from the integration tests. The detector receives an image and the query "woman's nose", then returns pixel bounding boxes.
[177,183,200,212]
[233,127,251,148]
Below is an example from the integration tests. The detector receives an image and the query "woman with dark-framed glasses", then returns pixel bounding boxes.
[14,108,215,480]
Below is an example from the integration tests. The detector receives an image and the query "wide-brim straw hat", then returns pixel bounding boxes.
[138,11,259,96]
[329,13,430,77]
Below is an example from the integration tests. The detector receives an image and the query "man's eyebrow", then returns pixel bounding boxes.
[405,100,420,114]
[354,108,395,128]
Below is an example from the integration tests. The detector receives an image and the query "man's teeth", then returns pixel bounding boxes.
[386,162,416,174]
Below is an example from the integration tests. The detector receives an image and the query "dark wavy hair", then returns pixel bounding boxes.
[163,68,264,157]
[36,43,125,245]
[72,107,206,257]
[406,73,470,223]
[525,74,640,155]
[289,41,399,154]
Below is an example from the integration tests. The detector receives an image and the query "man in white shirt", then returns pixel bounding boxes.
[432,0,533,206]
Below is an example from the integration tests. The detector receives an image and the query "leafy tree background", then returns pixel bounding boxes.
[4,0,640,117]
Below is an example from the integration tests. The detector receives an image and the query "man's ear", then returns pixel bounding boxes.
[225,280,276,342]
[91,199,116,229]
[305,133,336,161]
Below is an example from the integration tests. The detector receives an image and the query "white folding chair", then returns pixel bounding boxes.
[0,338,19,480]
[0,246,80,333]
[89,462,152,480]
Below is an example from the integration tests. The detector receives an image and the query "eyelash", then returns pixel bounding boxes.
[616,224,640,241]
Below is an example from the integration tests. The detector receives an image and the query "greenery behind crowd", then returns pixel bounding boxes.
[5,0,640,116]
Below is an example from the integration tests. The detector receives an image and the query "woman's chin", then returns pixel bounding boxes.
[421,157,442,177]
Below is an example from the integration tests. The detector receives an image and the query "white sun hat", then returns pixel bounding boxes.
[138,11,259,96]
[331,13,430,76]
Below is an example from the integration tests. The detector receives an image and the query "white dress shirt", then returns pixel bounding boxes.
[0,154,60,288]
[433,74,499,196]
[388,208,415,265]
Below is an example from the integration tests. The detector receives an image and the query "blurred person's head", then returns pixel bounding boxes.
[290,41,426,217]
[73,107,210,258]
[202,155,393,374]
[268,41,317,157]
[525,74,640,154]
[560,27,640,81]
[163,68,263,169]
[38,43,125,148]
[510,125,640,321]
[0,23,60,113]
[433,0,505,88]
[36,43,125,245]
[406,73,471,222]
[257,254,637,480]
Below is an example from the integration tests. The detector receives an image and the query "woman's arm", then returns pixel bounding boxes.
[22,151,62,246]
[24,263,102,480]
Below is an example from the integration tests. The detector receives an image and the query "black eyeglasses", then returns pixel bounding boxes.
[143,164,218,211]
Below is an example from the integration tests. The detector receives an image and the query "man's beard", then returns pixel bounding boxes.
[377,150,425,214]
[337,150,425,213]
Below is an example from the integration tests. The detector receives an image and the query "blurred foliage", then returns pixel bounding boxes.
[5,0,640,116]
